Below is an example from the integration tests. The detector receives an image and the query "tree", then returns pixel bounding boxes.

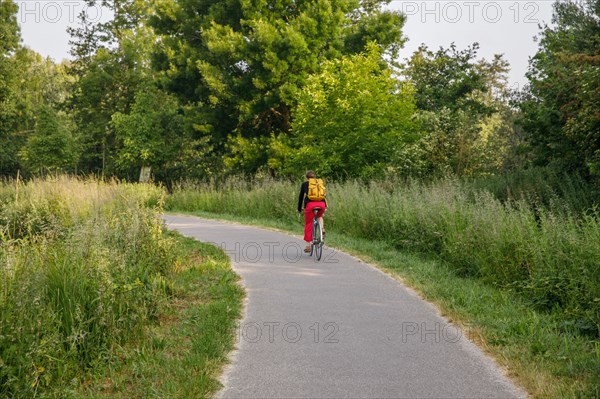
[150,0,406,174]
[112,87,186,181]
[0,4,79,178]
[402,43,516,176]
[0,8,77,177]
[18,105,79,174]
[518,0,600,178]
[12,48,75,129]
[272,44,418,179]
[68,0,156,177]
[404,43,502,115]
[9,49,79,176]
[0,0,21,175]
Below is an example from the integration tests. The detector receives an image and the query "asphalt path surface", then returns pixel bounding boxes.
[162,214,526,399]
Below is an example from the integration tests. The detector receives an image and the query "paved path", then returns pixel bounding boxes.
[163,214,526,399]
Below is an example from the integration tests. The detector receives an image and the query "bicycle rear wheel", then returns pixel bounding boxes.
[313,219,323,261]
[309,219,316,256]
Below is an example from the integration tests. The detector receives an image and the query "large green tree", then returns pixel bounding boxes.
[11,48,74,130]
[150,0,406,173]
[269,44,417,179]
[519,0,600,178]
[0,0,21,175]
[0,0,80,177]
[112,87,191,181]
[404,43,505,115]
[0,0,19,99]
[68,0,155,177]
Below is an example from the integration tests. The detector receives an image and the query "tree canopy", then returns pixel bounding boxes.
[402,43,516,176]
[519,0,600,177]
[0,0,597,185]
[275,43,418,178]
[150,0,406,162]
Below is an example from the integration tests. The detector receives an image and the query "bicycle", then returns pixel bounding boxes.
[309,207,324,261]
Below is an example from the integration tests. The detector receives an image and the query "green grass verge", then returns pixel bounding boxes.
[71,231,244,399]
[0,178,244,398]
[169,209,600,399]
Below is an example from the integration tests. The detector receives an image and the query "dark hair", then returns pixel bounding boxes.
[306,170,316,179]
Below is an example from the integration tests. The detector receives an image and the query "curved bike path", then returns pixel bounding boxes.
[163,214,526,399]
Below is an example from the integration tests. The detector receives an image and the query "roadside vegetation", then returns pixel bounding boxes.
[166,171,600,398]
[0,177,243,398]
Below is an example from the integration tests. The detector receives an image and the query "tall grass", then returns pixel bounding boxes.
[166,173,600,338]
[0,177,173,397]
[467,168,598,213]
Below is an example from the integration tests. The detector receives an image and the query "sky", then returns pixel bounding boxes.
[15,0,555,88]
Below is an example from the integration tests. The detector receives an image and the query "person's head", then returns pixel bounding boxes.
[306,170,315,179]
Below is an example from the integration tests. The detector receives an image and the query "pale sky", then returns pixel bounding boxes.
[16,0,555,88]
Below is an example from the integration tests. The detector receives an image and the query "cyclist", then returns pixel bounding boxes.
[297,170,327,253]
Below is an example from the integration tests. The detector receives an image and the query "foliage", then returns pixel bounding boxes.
[0,0,21,175]
[269,44,418,179]
[113,87,184,180]
[18,105,79,173]
[404,43,511,114]
[466,166,598,213]
[0,0,19,57]
[0,0,598,186]
[14,48,74,110]
[13,49,79,176]
[519,0,600,179]
[401,44,520,177]
[68,0,156,177]
[1,6,78,178]
[0,0,20,99]
[150,0,406,174]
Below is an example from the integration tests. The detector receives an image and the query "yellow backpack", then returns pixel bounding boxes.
[307,178,326,201]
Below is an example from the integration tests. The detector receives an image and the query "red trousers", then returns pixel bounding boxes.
[304,201,326,242]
